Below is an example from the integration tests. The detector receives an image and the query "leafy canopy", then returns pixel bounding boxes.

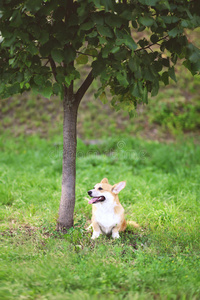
[0,0,200,112]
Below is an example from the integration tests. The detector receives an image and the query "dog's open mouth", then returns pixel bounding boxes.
[88,196,106,204]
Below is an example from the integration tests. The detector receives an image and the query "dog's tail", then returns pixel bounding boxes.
[127,220,140,228]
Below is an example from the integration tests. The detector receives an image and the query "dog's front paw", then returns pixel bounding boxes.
[91,231,101,239]
[112,231,120,239]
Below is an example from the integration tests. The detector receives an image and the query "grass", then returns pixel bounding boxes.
[1,133,200,299]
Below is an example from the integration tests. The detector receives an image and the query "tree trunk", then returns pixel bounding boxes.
[56,71,94,232]
[57,87,79,231]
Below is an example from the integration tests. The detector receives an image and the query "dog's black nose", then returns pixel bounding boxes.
[88,190,92,196]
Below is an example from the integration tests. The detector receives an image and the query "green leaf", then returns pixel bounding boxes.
[110,46,120,54]
[113,49,128,63]
[115,30,137,51]
[188,45,200,63]
[105,15,123,28]
[10,10,22,27]
[161,72,169,85]
[24,69,32,82]
[9,58,15,66]
[182,60,199,76]
[139,16,154,27]
[27,44,38,55]
[65,75,72,87]
[162,58,170,67]
[25,83,30,89]
[0,84,5,94]
[92,59,106,77]
[99,92,108,104]
[20,82,25,89]
[142,86,148,104]
[123,36,137,51]
[25,60,32,68]
[34,74,45,86]
[7,82,20,95]
[98,36,107,45]
[51,49,64,63]
[41,81,52,99]
[81,21,94,31]
[150,34,159,44]
[131,82,141,98]
[102,43,113,58]
[161,16,179,24]
[97,25,113,38]
[76,54,88,64]
[40,39,60,57]
[168,66,177,82]
[56,73,65,84]
[39,31,49,45]
[102,0,114,12]
[3,35,16,47]
[153,61,163,72]
[94,86,104,99]
[138,25,146,32]
[85,48,98,56]
[171,53,178,65]
[25,0,42,12]
[64,69,80,88]
[91,13,104,25]
[138,0,158,5]
[53,82,62,95]
[168,27,182,38]
[163,0,170,10]
[72,69,80,80]
[87,31,98,38]
[151,79,159,97]
[63,47,76,64]
[143,67,156,82]
[181,20,190,28]
[129,57,142,79]
[100,69,111,84]
[116,72,129,88]
[132,20,137,28]
[120,10,133,20]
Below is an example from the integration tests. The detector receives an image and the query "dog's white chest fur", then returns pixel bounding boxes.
[94,202,120,234]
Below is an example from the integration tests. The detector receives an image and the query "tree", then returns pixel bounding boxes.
[0,0,200,231]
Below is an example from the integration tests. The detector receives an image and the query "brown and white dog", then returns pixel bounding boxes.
[88,178,138,239]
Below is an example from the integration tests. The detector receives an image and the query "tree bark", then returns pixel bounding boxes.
[57,87,79,231]
[57,71,94,231]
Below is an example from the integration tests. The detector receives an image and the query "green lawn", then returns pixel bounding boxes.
[0,134,200,299]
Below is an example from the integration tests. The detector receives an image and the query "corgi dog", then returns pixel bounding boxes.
[88,178,138,239]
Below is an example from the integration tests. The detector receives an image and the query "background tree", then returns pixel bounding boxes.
[0,0,200,231]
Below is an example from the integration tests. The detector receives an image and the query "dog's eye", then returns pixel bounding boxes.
[98,187,103,190]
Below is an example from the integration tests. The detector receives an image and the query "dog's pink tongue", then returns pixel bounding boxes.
[88,197,98,204]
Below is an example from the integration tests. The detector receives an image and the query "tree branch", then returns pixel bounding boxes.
[134,35,169,53]
[44,59,50,67]
[75,70,94,104]
[76,51,98,58]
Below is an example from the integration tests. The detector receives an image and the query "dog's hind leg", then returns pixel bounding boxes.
[112,219,126,239]
[112,227,120,239]
[111,225,121,239]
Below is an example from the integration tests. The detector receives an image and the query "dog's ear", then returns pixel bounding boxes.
[112,181,126,194]
[101,178,109,184]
